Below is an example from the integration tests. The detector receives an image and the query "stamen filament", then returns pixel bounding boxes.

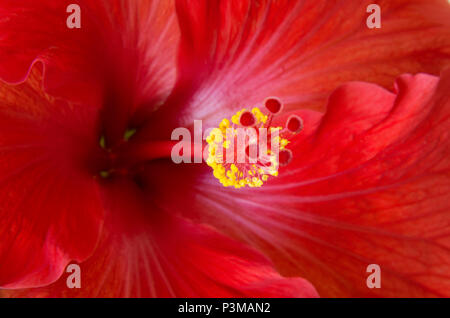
[125,140,205,164]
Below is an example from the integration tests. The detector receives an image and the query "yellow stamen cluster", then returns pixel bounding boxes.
[231,108,268,125]
[206,107,289,189]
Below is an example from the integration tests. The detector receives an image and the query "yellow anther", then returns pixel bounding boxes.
[252,107,268,124]
[220,118,230,128]
[206,105,295,189]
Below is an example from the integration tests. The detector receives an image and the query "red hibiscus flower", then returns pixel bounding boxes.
[0,0,449,297]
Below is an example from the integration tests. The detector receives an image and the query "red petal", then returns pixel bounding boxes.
[192,70,450,297]
[0,0,179,143]
[0,1,101,104]
[1,179,318,298]
[161,0,450,125]
[0,66,103,288]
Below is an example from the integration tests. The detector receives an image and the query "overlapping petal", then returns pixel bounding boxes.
[0,65,103,288]
[0,0,180,143]
[190,70,450,297]
[1,179,318,298]
[153,0,450,130]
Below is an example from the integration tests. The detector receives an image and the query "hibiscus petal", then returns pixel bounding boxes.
[192,70,450,297]
[162,0,450,127]
[0,0,179,144]
[0,65,103,288]
[1,178,318,298]
[0,0,101,104]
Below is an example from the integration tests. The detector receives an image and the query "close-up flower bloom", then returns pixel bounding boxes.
[0,0,449,298]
